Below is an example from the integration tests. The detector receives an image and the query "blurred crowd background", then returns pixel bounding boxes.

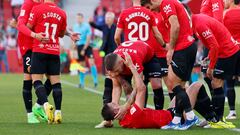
[0,0,203,83]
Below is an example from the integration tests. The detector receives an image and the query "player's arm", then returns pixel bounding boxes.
[115,13,124,46]
[196,25,219,78]
[168,15,180,49]
[111,77,122,104]
[152,26,166,48]
[211,0,223,23]
[114,28,123,46]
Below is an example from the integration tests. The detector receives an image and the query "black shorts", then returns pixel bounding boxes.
[213,50,240,80]
[143,56,162,79]
[158,57,168,77]
[77,45,93,61]
[31,52,60,75]
[171,42,197,81]
[22,50,32,74]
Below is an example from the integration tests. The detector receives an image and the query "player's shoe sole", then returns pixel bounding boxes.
[95,121,113,128]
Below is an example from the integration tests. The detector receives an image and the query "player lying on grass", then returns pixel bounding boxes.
[101,52,236,129]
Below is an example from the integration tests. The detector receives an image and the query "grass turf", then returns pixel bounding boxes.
[0,73,239,135]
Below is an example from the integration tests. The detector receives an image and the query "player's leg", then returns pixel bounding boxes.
[165,43,198,130]
[31,52,53,123]
[22,50,40,123]
[87,46,98,88]
[47,54,62,124]
[143,57,164,110]
[77,45,86,88]
[226,78,237,119]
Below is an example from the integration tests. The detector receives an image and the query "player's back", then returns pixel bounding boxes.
[193,14,239,58]
[117,6,156,44]
[119,104,172,128]
[31,3,66,46]
[200,0,224,18]
[224,8,240,42]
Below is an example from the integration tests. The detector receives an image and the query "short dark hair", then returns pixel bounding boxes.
[101,104,115,121]
[77,13,84,17]
[234,0,240,4]
[141,0,151,6]
[104,53,118,71]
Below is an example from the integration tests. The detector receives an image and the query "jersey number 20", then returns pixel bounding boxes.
[128,22,149,41]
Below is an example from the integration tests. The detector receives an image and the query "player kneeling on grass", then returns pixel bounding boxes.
[101,52,236,129]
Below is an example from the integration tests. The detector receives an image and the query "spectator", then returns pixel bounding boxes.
[94,6,106,26]
[10,0,23,19]
[89,11,120,74]
[0,30,9,73]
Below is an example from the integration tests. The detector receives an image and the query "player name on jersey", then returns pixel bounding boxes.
[125,11,150,22]
[43,12,62,21]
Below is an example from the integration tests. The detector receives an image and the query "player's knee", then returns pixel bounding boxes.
[149,78,162,89]
[33,80,44,90]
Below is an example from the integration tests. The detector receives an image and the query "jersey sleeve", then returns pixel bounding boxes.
[60,12,67,32]
[211,0,223,23]
[28,6,39,27]
[149,11,157,27]
[161,0,177,19]
[117,12,124,29]
[17,0,33,37]
[196,25,219,69]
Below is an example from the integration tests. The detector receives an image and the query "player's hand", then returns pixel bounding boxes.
[114,104,128,120]
[89,17,94,22]
[70,32,80,42]
[123,52,133,68]
[9,18,17,28]
[80,49,85,56]
[206,68,213,79]
[34,32,49,43]
[166,49,174,65]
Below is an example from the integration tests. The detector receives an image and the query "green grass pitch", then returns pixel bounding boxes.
[0,74,239,135]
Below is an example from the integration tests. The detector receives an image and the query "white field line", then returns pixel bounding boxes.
[61,80,240,132]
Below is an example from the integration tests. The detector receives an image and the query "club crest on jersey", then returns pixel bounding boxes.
[163,4,172,14]
[212,2,219,11]
[130,106,136,115]
[202,29,212,39]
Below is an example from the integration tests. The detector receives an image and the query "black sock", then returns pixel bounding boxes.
[37,79,52,105]
[103,78,113,104]
[194,85,219,121]
[44,79,52,96]
[52,83,62,110]
[22,80,32,113]
[169,93,175,100]
[212,87,225,119]
[34,80,48,105]
[173,85,192,113]
[226,79,235,110]
[204,77,213,97]
[153,88,164,110]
